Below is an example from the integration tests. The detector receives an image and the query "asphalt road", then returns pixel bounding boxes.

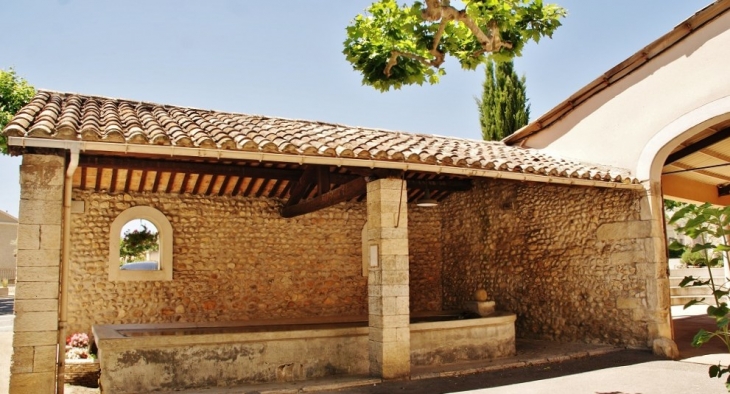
[0,297,13,333]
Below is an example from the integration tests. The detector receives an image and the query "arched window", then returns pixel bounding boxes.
[109,206,173,281]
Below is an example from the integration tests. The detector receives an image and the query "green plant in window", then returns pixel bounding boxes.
[119,224,159,264]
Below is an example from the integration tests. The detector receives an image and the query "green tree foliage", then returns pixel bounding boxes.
[119,225,159,264]
[0,69,35,154]
[477,59,529,140]
[664,198,688,210]
[343,0,566,91]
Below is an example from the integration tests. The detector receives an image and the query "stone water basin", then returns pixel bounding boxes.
[93,311,515,393]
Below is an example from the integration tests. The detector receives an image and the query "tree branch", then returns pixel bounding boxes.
[384,1,512,78]
[385,50,443,77]
[444,8,512,51]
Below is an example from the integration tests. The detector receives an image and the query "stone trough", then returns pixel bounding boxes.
[93,311,516,393]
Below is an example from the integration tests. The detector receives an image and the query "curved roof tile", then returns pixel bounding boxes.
[2,91,637,184]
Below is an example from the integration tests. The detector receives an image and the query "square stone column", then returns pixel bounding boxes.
[366,178,410,379]
[10,153,65,393]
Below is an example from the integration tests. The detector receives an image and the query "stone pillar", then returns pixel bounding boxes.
[366,178,410,379]
[642,180,677,359]
[10,153,65,393]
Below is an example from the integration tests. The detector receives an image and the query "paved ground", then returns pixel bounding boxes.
[1,292,730,394]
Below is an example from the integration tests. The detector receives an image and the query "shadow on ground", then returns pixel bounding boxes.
[322,350,662,394]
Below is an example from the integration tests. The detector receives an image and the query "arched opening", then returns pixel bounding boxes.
[109,206,173,281]
[638,96,730,359]
[119,219,160,269]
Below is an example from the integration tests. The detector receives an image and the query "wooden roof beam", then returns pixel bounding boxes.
[281,177,367,218]
[285,166,320,207]
[78,156,303,181]
[665,127,730,165]
[407,178,472,191]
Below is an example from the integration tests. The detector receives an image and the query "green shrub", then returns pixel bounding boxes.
[681,248,722,267]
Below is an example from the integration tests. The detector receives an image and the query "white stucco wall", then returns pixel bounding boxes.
[520,10,730,181]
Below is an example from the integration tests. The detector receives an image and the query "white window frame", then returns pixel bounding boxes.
[109,206,173,282]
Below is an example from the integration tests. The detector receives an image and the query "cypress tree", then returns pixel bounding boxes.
[477,60,530,141]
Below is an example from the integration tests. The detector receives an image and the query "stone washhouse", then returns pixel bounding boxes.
[7,0,730,391]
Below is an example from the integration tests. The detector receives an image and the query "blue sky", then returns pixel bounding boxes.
[0,0,710,217]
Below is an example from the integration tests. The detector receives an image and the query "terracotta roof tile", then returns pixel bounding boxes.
[3,90,637,184]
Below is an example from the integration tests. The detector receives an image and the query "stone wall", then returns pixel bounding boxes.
[408,206,442,312]
[67,190,442,335]
[441,179,652,347]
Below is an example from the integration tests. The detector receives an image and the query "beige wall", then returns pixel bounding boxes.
[519,10,730,179]
[440,179,654,347]
[67,190,443,335]
[0,222,18,272]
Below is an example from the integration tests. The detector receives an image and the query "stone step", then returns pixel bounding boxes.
[670,267,725,278]
[671,295,709,307]
[670,286,714,296]
[669,275,726,287]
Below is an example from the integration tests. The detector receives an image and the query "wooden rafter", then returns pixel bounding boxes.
[165,172,177,193]
[268,179,284,198]
[179,173,191,194]
[665,127,730,165]
[231,176,244,196]
[285,166,320,207]
[79,156,302,181]
[281,177,367,218]
[192,174,204,195]
[124,169,133,193]
[407,178,472,191]
[110,169,118,193]
[243,178,259,196]
[80,166,87,190]
[218,175,232,197]
[95,168,103,191]
[152,171,162,193]
[256,179,271,198]
[138,170,148,192]
[73,155,471,203]
[204,175,218,195]
[317,166,331,195]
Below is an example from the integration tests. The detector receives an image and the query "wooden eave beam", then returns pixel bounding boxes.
[110,168,118,193]
[285,166,320,207]
[407,178,472,191]
[281,177,367,218]
[317,166,331,195]
[78,156,303,181]
[665,127,730,165]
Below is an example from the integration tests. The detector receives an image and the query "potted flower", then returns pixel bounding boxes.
[65,332,100,388]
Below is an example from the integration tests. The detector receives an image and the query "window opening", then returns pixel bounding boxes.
[109,206,173,281]
[119,219,160,270]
